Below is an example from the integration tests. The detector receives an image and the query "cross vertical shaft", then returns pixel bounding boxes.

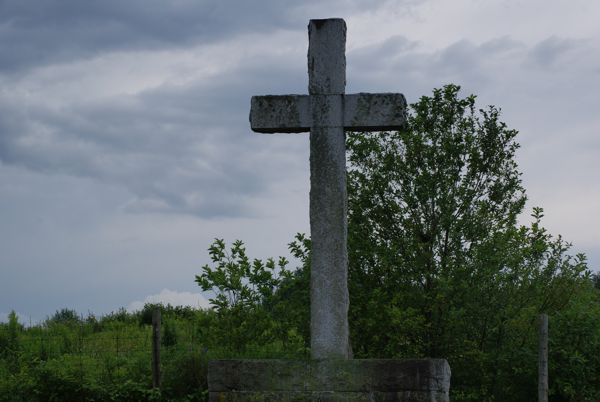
[219,17,452,402]
[308,19,349,359]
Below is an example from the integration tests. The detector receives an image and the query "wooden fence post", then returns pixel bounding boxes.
[152,308,161,389]
[538,313,548,402]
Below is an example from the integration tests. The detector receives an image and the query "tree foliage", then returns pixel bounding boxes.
[347,84,526,358]
[345,85,593,400]
[194,238,308,356]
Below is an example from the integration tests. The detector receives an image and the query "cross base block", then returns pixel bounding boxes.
[208,359,450,402]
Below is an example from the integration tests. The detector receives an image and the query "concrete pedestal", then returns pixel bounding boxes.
[208,359,450,401]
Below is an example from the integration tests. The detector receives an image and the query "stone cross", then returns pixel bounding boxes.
[250,18,406,359]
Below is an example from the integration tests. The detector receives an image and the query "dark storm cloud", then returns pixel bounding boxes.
[0,0,395,73]
[0,0,411,219]
[0,0,275,72]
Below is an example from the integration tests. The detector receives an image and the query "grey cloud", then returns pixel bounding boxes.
[0,0,280,72]
[347,33,595,104]
[0,94,264,218]
[0,0,407,73]
[349,35,417,72]
[589,249,600,272]
[0,47,310,218]
[529,36,585,68]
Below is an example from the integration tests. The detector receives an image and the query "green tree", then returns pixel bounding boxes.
[345,84,590,400]
[195,239,291,311]
[0,311,21,356]
[348,85,523,357]
[266,233,311,347]
[195,238,306,355]
[48,308,81,325]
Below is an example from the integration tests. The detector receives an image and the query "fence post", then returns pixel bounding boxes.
[79,316,84,384]
[538,313,548,402]
[152,308,161,389]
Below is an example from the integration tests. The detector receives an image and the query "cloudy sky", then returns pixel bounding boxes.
[1,0,598,323]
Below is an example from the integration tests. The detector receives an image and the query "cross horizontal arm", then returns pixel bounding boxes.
[250,93,407,134]
[344,93,407,132]
[250,95,311,133]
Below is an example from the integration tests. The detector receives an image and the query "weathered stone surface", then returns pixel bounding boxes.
[310,95,344,127]
[250,95,310,133]
[250,93,407,133]
[309,124,349,360]
[344,93,407,131]
[308,19,346,95]
[209,391,449,402]
[208,359,451,401]
[308,18,348,360]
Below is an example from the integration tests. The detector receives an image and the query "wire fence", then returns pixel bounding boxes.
[0,318,209,383]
